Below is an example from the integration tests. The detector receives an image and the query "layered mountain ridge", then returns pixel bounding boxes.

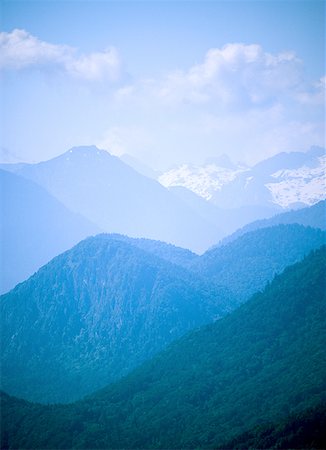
[0,234,233,403]
[1,144,325,448]
[0,146,222,254]
[0,169,100,294]
[1,223,324,403]
[216,199,326,247]
[1,144,324,295]
[1,246,325,449]
[159,146,325,209]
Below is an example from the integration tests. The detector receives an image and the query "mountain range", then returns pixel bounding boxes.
[191,223,325,301]
[0,169,99,294]
[1,222,324,403]
[159,146,325,210]
[216,199,326,247]
[1,145,325,295]
[0,234,233,403]
[1,246,325,449]
[0,146,222,254]
[1,144,325,448]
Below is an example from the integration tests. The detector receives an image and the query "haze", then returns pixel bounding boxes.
[1,0,325,170]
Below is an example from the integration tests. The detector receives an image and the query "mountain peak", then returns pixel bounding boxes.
[65,145,110,158]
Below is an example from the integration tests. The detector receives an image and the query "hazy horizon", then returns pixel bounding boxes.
[1,0,325,170]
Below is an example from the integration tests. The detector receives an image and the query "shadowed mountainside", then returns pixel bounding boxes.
[0,169,99,294]
[1,235,233,403]
[1,246,325,449]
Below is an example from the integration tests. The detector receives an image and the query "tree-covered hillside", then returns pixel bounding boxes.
[0,236,233,403]
[1,247,325,449]
[218,403,326,449]
[97,233,198,268]
[217,200,326,247]
[194,223,325,301]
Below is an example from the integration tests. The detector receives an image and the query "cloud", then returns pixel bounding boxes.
[66,48,120,81]
[0,29,70,69]
[154,43,303,107]
[198,105,325,164]
[0,29,121,81]
[107,42,324,167]
[295,75,325,105]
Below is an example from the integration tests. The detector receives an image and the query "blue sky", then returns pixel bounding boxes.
[1,0,325,169]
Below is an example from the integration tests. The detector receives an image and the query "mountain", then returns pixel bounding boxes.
[217,200,326,247]
[1,223,323,402]
[0,169,99,294]
[159,159,246,201]
[119,153,160,179]
[1,246,325,449]
[0,146,221,253]
[211,146,325,209]
[193,223,325,301]
[159,147,325,210]
[0,235,233,403]
[99,233,198,268]
[218,403,326,449]
[170,185,281,237]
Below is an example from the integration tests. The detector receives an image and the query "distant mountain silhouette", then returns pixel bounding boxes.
[216,200,326,247]
[120,153,160,179]
[170,185,281,237]
[159,147,325,210]
[211,147,325,209]
[0,146,222,253]
[0,169,99,294]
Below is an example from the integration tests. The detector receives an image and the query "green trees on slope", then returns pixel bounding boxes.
[218,403,326,449]
[1,237,233,403]
[1,246,325,449]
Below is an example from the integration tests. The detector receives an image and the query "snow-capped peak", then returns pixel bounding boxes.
[265,155,326,208]
[158,163,246,200]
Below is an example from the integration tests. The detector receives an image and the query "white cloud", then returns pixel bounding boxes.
[108,43,323,167]
[0,29,121,81]
[196,105,325,164]
[154,43,303,107]
[0,29,70,69]
[295,75,325,105]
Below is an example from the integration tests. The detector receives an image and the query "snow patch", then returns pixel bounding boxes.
[265,155,326,207]
[159,164,246,200]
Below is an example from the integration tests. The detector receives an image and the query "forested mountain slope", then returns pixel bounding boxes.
[194,223,325,301]
[1,247,325,449]
[0,235,233,403]
[218,403,326,449]
[99,233,198,268]
[217,200,326,248]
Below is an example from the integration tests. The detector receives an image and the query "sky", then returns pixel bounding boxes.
[0,0,325,169]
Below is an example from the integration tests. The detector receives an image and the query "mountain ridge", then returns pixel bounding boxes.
[0,234,233,403]
[1,246,325,449]
[0,146,222,253]
[159,146,325,210]
[0,169,100,294]
[193,223,325,301]
[215,199,326,248]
